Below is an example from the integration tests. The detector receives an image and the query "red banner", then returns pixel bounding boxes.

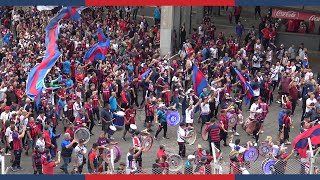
[272,8,320,21]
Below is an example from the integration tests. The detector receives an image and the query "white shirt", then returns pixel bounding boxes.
[210,48,218,59]
[0,112,10,125]
[177,126,186,143]
[73,101,82,118]
[185,106,194,124]
[306,98,317,113]
[250,103,259,119]
[36,138,45,151]
[5,127,13,142]
[201,103,210,115]
[126,152,137,174]
[74,145,87,165]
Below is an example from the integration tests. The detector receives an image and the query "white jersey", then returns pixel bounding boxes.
[126,152,137,174]
[177,126,186,143]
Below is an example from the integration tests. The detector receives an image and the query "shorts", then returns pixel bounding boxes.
[279,126,283,132]
[125,124,130,131]
[146,116,154,123]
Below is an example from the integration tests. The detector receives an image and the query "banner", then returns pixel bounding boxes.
[272,8,320,21]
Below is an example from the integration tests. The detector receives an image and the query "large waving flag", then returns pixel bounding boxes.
[233,67,254,103]
[26,7,85,107]
[293,124,320,158]
[84,36,110,63]
[192,65,208,96]
[97,28,107,42]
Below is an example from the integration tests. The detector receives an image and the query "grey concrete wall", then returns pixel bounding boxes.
[275,32,320,51]
[160,6,174,56]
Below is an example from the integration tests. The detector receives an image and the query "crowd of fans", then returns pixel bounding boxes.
[0,6,319,175]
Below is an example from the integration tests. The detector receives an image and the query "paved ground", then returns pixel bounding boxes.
[1,6,319,175]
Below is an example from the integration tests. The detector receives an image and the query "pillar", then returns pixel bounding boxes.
[160,6,174,57]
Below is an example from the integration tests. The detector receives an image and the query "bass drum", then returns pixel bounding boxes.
[185,129,196,145]
[167,152,183,172]
[227,112,238,127]
[242,118,257,135]
[103,145,122,163]
[262,159,277,174]
[141,135,153,152]
[201,124,209,141]
[74,127,90,144]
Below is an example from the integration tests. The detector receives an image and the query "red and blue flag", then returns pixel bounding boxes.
[192,65,208,96]
[233,67,254,104]
[26,7,85,108]
[84,30,110,63]
[293,124,320,158]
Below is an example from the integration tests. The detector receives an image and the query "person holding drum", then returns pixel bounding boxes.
[177,123,189,158]
[100,103,114,140]
[154,104,169,140]
[123,105,136,141]
[219,110,229,146]
[96,131,118,172]
[73,138,87,174]
[126,146,144,174]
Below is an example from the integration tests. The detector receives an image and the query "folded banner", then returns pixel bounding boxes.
[26,7,85,105]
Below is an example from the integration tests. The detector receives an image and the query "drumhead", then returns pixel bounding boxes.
[74,127,90,144]
[130,124,137,130]
[116,111,125,116]
[202,126,208,141]
[109,125,117,131]
[168,154,183,171]
[186,130,197,145]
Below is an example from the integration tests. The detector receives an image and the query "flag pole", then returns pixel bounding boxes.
[211,142,217,174]
[308,138,314,174]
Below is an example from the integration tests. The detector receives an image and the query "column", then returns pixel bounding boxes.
[160,6,174,57]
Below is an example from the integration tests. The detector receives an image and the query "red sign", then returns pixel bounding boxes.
[272,8,320,21]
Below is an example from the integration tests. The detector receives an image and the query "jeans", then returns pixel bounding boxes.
[172,96,179,109]
[62,156,71,174]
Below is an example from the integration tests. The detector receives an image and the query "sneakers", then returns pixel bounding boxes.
[154,136,157,140]
[276,101,281,104]
[163,136,169,139]
[234,132,240,136]
[109,137,115,140]
[11,167,17,172]
[5,153,11,156]
[17,167,24,171]
[122,137,126,141]
[260,131,264,134]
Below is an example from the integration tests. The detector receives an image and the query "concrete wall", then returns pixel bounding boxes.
[275,32,320,51]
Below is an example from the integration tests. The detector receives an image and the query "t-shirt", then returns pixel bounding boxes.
[250,103,259,119]
[109,96,117,111]
[156,110,166,123]
[126,152,137,173]
[306,98,317,113]
[5,126,13,142]
[177,126,186,143]
[74,145,87,165]
[201,103,210,115]
[36,138,45,151]
[42,161,56,174]
[185,106,195,124]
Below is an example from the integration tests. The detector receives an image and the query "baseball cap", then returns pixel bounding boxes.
[188,155,195,160]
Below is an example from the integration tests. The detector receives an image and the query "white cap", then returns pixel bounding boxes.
[198,144,202,149]
[188,155,195,160]
[159,103,165,108]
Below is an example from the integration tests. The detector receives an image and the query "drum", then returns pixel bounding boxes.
[262,159,277,174]
[108,125,116,136]
[166,111,181,126]
[103,145,122,163]
[185,129,196,145]
[244,147,259,162]
[227,112,238,127]
[238,114,244,124]
[74,127,90,144]
[141,135,153,152]
[113,111,125,127]
[201,123,211,141]
[242,118,256,135]
[128,124,137,134]
[259,142,273,157]
[167,152,183,172]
